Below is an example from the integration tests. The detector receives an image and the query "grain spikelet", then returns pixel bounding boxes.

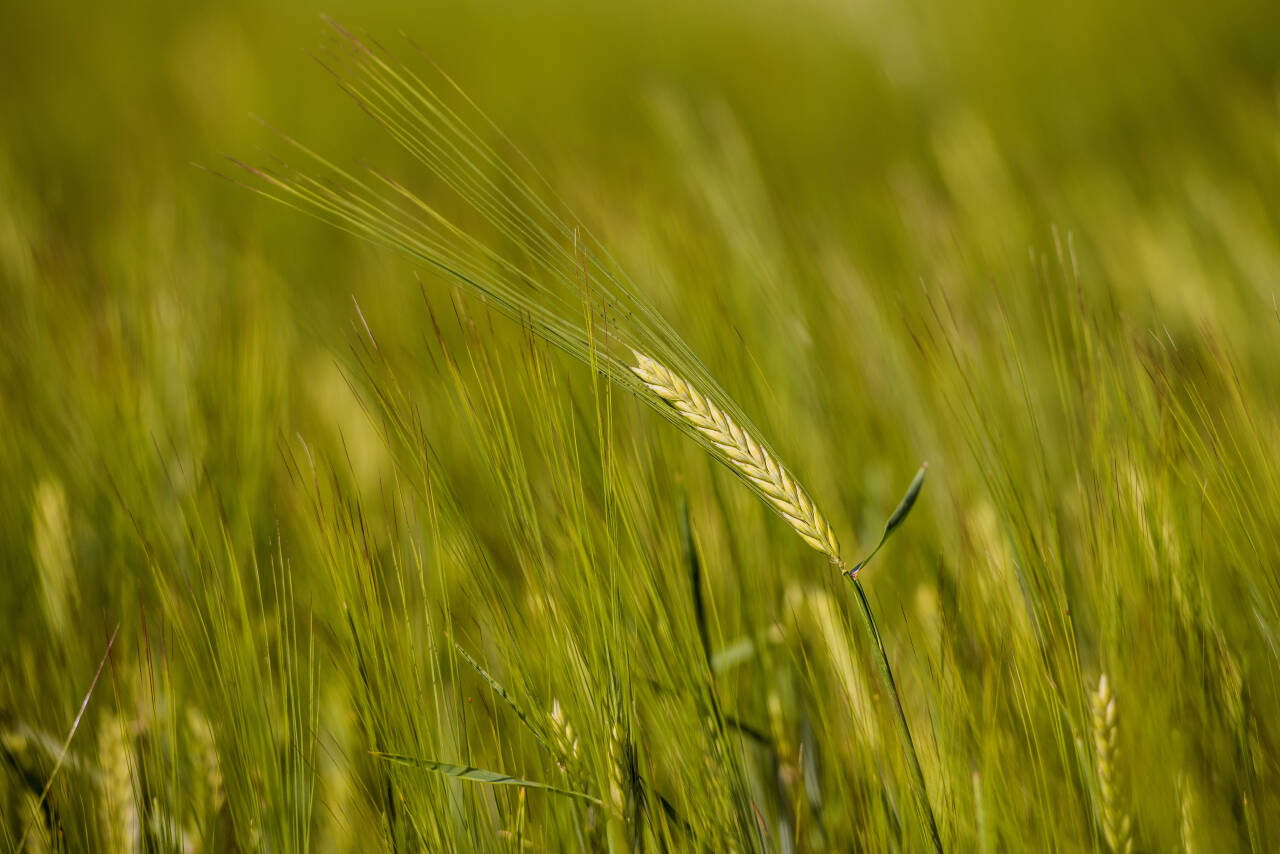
[98,712,140,854]
[1177,773,1197,854]
[186,707,224,816]
[605,722,642,851]
[631,350,843,566]
[1091,674,1133,854]
[33,478,77,642]
[786,584,882,752]
[549,699,580,771]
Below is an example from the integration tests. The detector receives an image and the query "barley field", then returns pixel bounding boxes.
[2,0,1278,851]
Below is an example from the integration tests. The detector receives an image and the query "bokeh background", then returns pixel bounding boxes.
[2,0,1278,850]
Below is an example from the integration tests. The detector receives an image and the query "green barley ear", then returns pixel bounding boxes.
[848,462,928,578]
[186,707,224,824]
[1177,772,1198,854]
[1091,674,1133,854]
[549,699,580,772]
[33,478,78,644]
[98,712,140,853]
[604,721,644,852]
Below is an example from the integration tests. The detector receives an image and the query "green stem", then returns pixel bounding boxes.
[847,574,943,853]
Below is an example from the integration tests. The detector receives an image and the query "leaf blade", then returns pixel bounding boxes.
[371,752,603,805]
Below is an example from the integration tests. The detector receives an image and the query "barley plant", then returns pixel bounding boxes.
[2,1,1278,852]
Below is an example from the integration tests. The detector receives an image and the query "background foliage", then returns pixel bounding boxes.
[1,0,1278,850]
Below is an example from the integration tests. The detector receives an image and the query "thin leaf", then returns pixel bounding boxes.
[680,493,711,667]
[884,462,928,538]
[371,752,602,804]
[848,462,928,578]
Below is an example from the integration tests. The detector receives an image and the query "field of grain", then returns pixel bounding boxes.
[2,1,1278,850]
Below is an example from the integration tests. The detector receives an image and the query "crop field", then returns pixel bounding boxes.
[1,0,1278,850]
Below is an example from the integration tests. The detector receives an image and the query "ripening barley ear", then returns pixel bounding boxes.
[33,478,78,645]
[97,712,140,854]
[1091,674,1133,854]
[786,584,883,752]
[1177,772,1198,854]
[631,351,844,566]
[186,707,225,825]
[605,722,644,853]
[549,699,581,772]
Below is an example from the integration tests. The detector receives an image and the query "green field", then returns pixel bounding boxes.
[2,0,1278,850]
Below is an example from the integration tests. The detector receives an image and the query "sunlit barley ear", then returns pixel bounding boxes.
[787,585,882,752]
[549,699,580,771]
[1177,772,1197,854]
[605,723,641,851]
[97,712,140,854]
[1091,674,1133,854]
[631,350,844,567]
[186,707,224,819]
[33,478,78,643]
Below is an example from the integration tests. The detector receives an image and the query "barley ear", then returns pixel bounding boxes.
[630,351,843,567]
[1091,674,1134,854]
[98,712,140,853]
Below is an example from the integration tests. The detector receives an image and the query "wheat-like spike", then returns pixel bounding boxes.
[1091,674,1133,854]
[549,698,580,771]
[98,712,141,854]
[186,707,225,817]
[605,722,641,852]
[1177,772,1197,854]
[631,350,843,567]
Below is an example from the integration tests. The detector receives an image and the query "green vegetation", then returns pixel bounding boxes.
[2,0,1277,850]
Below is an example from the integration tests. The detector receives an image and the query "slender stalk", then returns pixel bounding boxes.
[846,575,943,853]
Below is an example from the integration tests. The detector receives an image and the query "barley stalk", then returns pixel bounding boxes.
[630,350,843,567]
